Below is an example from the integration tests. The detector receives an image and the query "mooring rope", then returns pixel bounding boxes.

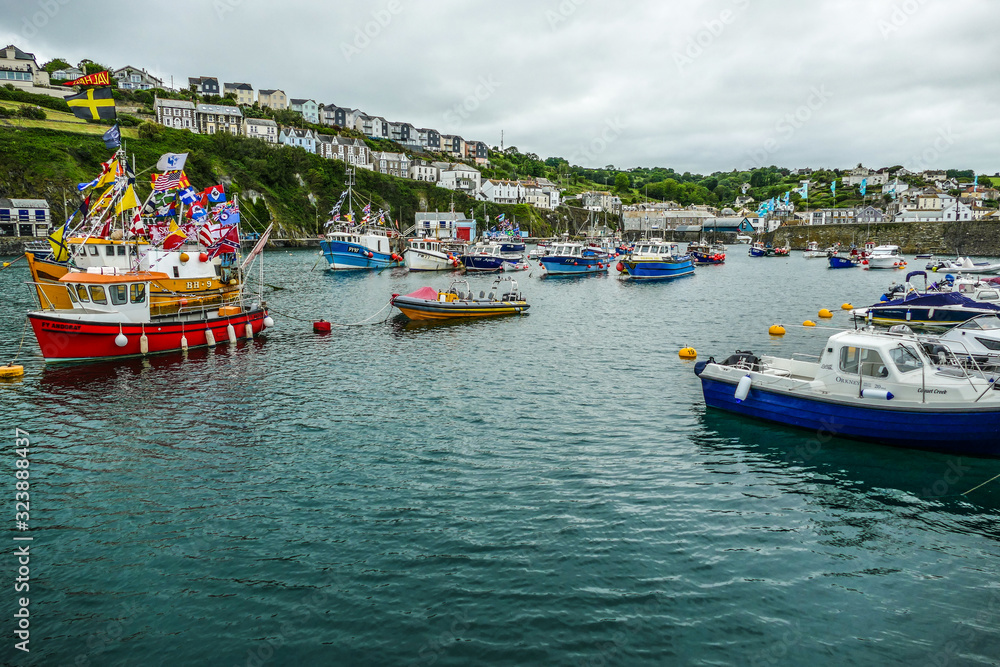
[266,300,394,327]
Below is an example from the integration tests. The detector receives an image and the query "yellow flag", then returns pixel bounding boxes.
[47,222,70,263]
[97,159,119,187]
[113,185,140,215]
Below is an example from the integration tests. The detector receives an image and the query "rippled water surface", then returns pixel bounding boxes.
[1,247,999,666]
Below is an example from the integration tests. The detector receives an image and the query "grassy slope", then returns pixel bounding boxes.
[0,125,556,237]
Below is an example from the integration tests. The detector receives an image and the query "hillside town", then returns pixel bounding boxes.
[2,43,999,239]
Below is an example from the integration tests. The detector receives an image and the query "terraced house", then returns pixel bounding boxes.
[316,135,370,167]
[290,98,319,124]
[0,44,48,88]
[195,103,243,135]
[154,98,196,131]
[224,82,255,106]
[258,89,288,110]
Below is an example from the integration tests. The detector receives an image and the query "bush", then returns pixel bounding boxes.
[18,106,46,120]
[138,121,164,140]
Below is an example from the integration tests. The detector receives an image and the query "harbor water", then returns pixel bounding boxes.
[1,248,998,665]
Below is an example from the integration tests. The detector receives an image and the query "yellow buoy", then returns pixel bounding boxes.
[769,324,786,336]
[679,347,697,359]
[841,303,853,310]
[179,252,190,263]
[2,262,9,268]
[0,364,25,378]
[818,308,833,319]
[803,320,816,327]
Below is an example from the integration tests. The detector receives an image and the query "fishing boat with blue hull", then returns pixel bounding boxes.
[617,241,695,280]
[851,271,1000,327]
[687,241,725,265]
[694,327,1000,456]
[829,255,861,269]
[319,168,403,270]
[320,229,401,270]
[459,242,527,273]
[538,242,610,276]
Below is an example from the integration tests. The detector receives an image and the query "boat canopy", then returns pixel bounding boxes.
[883,291,1000,310]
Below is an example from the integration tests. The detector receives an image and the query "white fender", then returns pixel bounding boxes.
[205,329,216,347]
[180,334,189,350]
[861,389,894,400]
[227,323,237,343]
[244,322,254,339]
[735,375,752,402]
[114,333,128,348]
[139,334,149,355]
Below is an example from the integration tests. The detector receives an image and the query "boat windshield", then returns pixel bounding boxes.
[840,346,888,377]
[959,316,1000,330]
[889,345,923,374]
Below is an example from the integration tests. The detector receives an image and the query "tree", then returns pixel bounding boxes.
[614,173,630,193]
[42,58,71,73]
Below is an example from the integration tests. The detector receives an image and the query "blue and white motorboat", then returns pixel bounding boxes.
[319,170,403,270]
[538,242,610,276]
[694,326,1000,456]
[829,255,861,269]
[321,228,402,270]
[460,242,528,273]
[616,241,695,280]
[853,271,1000,327]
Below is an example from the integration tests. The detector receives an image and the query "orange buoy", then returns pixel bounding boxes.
[803,320,817,327]
[678,347,697,359]
[769,324,786,336]
[818,308,833,318]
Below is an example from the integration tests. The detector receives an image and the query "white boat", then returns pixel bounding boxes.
[802,241,824,259]
[935,315,1000,368]
[695,326,1000,456]
[926,257,1000,275]
[404,238,460,271]
[865,245,907,270]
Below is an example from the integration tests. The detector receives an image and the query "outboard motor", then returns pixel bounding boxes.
[719,350,762,371]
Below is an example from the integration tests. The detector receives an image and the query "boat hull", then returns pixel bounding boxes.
[391,297,529,321]
[619,258,695,280]
[28,308,269,362]
[698,375,1000,456]
[539,256,608,276]
[320,240,400,270]
[405,250,458,271]
[855,305,989,327]
[828,256,859,269]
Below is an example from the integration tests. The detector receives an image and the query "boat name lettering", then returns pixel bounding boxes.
[820,364,832,370]
[42,322,80,331]
[347,247,360,254]
[834,376,860,385]
[918,388,948,395]
[185,281,203,289]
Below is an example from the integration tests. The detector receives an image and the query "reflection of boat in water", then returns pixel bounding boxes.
[694,326,1000,456]
[390,276,529,320]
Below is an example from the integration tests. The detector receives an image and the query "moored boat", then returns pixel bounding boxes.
[865,245,907,270]
[688,241,725,265]
[617,241,695,280]
[538,242,610,276]
[390,276,529,320]
[694,327,1000,456]
[405,237,461,271]
[829,255,861,269]
[926,256,1000,274]
[802,241,824,259]
[459,242,527,273]
[319,170,403,270]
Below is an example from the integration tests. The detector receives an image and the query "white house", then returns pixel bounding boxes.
[438,163,482,196]
[372,151,410,178]
[409,160,438,182]
[0,198,50,237]
[478,179,523,204]
[244,117,278,143]
[0,44,49,88]
[113,66,163,91]
[843,165,888,187]
[279,127,316,153]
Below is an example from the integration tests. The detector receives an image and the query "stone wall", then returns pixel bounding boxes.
[770,220,1000,255]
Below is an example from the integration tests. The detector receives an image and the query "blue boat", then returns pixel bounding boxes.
[538,242,609,276]
[617,241,695,281]
[854,290,1000,328]
[694,327,1000,456]
[459,242,527,273]
[319,169,402,270]
[829,255,860,269]
[320,229,402,270]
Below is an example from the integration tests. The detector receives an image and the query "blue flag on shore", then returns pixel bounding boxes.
[102,124,121,150]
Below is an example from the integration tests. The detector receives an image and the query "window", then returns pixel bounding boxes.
[117,246,126,256]
[109,284,127,305]
[34,210,45,221]
[89,285,107,304]
[75,284,89,302]
[105,246,115,256]
[130,284,145,303]
[88,245,98,256]
[889,346,923,373]
[172,267,179,278]
[840,346,887,377]
[18,210,28,221]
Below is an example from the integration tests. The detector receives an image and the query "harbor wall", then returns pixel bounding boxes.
[770,220,1000,255]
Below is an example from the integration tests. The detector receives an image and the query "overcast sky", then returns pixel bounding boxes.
[3,0,998,175]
